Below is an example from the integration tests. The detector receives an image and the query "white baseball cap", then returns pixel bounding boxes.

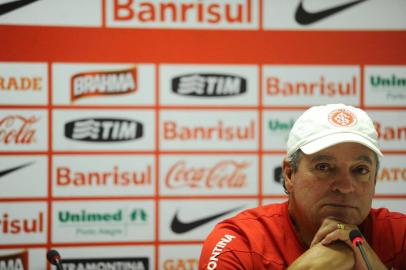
[287,104,383,157]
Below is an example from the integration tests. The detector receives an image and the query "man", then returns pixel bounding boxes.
[199,104,405,270]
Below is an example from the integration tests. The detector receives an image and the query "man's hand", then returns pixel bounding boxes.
[288,242,354,270]
[310,218,389,270]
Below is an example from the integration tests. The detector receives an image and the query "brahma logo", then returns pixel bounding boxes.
[0,115,38,145]
[60,257,149,270]
[0,250,29,270]
[165,160,248,189]
[163,258,198,270]
[172,73,247,97]
[64,118,143,142]
[71,68,137,102]
[328,109,356,127]
[111,0,253,27]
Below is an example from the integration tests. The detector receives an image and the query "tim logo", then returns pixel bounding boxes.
[64,118,143,142]
[71,68,137,102]
[172,73,247,97]
[0,250,29,270]
[61,257,149,270]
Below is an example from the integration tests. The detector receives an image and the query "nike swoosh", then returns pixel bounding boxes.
[0,162,35,178]
[295,0,368,25]
[0,0,40,16]
[171,206,243,234]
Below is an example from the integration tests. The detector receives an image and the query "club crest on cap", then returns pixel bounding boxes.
[328,108,357,127]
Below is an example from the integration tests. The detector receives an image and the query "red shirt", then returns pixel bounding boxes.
[199,201,406,270]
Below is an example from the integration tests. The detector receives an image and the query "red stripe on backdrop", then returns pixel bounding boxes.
[1,26,406,64]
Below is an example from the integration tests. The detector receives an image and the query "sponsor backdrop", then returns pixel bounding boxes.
[0,0,405,269]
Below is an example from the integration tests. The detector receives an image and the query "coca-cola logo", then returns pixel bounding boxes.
[0,115,38,145]
[165,160,249,189]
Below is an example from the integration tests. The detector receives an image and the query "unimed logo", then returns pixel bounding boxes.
[61,257,149,270]
[172,73,247,97]
[370,74,406,89]
[64,118,143,142]
[71,68,137,102]
[0,250,29,270]
[268,118,294,131]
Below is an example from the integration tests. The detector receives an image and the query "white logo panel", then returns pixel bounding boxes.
[52,200,155,243]
[368,110,406,151]
[0,109,48,151]
[375,155,406,195]
[262,65,360,106]
[0,0,101,27]
[159,199,257,241]
[0,156,47,198]
[364,66,406,107]
[0,202,47,244]
[160,64,258,106]
[0,62,48,105]
[263,0,406,30]
[107,0,259,30]
[262,109,302,151]
[160,110,258,151]
[52,109,155,151]
[53,155,155,197]
[52,63,155,105]
[160,245,201,270]
[262,154,286,196]
[372,199,406,214]
[160,154,258,195]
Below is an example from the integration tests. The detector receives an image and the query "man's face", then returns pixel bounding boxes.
[285,142,377,228]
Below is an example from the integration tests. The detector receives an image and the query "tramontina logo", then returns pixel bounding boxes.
[61,257,149,270]
[64,118,143,142]
[171,73,247,97]
[58,208,149,237]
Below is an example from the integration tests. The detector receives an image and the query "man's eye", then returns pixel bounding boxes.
[315,163,330,172]
[354,166,370,175]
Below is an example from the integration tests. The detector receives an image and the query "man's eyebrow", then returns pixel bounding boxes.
[356,155,373,165]
[310,155,336,162]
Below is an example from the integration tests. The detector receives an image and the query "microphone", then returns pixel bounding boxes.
[46,249,63,270]
[349,230,372,270]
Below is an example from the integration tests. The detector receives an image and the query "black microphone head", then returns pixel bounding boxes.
[349,229,363,242]
[46,249,61,265]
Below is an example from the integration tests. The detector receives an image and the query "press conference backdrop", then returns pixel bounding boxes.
[0,0,405,269]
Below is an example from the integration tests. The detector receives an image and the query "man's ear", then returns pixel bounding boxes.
[283,158,294,193]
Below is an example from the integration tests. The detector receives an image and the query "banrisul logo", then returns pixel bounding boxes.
[64,118,143,142]
[71,68,137,102]
[61,257,149,270]
[172,73,247,97]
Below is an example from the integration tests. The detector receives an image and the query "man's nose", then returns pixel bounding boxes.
[331,170,355,194]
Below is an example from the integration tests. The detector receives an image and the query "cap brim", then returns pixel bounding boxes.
[300,132,383,157]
